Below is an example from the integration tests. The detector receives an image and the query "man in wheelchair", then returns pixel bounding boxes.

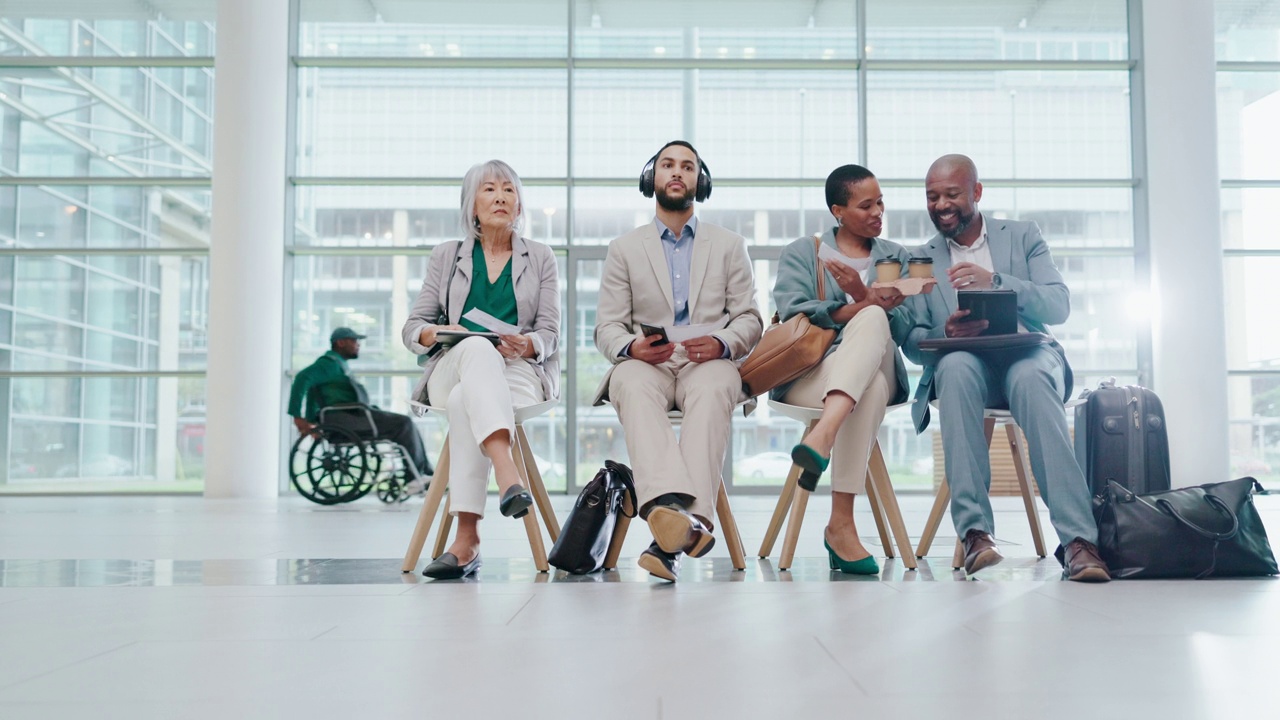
[288,327,433,495]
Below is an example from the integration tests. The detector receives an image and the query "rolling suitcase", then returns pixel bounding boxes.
[1074,379,1170,498]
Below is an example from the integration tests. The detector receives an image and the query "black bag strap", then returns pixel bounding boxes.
[1156,494,1240,543]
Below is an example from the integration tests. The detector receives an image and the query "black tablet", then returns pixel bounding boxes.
[957,290,1018,336]
[435,330,500,347]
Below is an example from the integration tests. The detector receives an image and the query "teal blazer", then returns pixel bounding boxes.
[900,215,1073,433]
[769,227,912,404]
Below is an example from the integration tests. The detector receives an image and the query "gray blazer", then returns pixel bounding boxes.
[401,235,561,406]
[900,215,1073,433]
[770,227,912,404]
[592,219,763,406]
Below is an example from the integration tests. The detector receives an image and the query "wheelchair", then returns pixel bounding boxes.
[288,403,428,505]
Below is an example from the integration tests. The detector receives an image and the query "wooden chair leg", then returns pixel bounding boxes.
[953,538,964,570]
[401,440,450,573]
[603,513,630,570]
[716,483,746,571]
[779,486,810,571]
[759,420,814,558]
[868,440,918,570]
[864,467,894,558]
[1007,423,1048,558]
[509,435,549,572]
[516,425,560,543]
[759,461,802,558]
[916,479,949,558]
[432,495,453,560]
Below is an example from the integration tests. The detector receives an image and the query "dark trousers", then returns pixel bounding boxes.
[323,408,433,476]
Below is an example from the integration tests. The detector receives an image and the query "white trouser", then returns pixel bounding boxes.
[782,306,896,495]
[426,337,544,517]
[607,348,743,522]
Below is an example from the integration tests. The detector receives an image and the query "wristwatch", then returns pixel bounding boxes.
[991,272,1003,289]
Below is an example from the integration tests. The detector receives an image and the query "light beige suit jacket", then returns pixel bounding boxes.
[591,219,763,405]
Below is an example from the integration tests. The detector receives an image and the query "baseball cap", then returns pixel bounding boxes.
[330,327,367,342]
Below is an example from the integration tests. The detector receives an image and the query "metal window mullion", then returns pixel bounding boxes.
[564,0,578,495]
[282,0,305,495]
[1127,0,1153,388]
[857,0,868,166]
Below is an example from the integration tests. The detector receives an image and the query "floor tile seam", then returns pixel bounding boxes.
[811,635,870,696]
[1025,586,1138,622]
[0,641,138,692]
[504,595,537,625]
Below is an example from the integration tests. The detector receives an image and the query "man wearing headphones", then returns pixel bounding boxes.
[592,140,763,581]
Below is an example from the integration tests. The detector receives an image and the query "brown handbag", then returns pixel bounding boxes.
[739,235,837,397]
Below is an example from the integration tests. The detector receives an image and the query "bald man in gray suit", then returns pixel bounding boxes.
[901,154,1110,583]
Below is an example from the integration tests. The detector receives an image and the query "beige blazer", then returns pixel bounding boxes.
[402,235,561,406]
[591,219,763,405]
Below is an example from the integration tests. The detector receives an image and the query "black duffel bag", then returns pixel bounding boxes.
[548,460,636,575]
[1095,476,1277,579]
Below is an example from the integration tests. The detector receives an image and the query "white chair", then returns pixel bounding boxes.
[757,400,918,571]
[401,399,561,574]
[914,408,1048,568]
[600,408,748,572]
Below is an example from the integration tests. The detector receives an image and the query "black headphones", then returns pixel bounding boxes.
[639,141,713,203]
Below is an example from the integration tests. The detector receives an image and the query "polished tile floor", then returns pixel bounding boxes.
[0,492,1277,719]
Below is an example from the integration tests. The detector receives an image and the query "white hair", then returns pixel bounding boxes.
[458,159,527,241]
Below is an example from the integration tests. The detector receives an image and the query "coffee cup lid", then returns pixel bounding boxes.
[874,258,900,265]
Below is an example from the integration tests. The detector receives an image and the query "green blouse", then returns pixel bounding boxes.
[460,242,519,332]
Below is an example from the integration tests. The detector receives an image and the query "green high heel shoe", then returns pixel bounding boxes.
[791,443,829,492]
[824,538,880,575]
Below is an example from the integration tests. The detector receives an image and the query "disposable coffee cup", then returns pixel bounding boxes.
[874,259,902,283]
[907,257,934,279]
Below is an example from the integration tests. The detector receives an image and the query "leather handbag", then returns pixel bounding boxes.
[548,460,637,575]
[1094,476,1278,579]
[739,235,836,397]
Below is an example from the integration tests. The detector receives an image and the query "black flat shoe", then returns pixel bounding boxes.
[423,551,482,580]
[499,484,533,518]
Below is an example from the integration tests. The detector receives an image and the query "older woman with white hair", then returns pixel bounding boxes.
[402,160,560,580]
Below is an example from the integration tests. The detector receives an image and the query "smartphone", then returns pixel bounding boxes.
[957,290,1018,336]
[639,323,670,346]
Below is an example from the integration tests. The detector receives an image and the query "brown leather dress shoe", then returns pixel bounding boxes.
[962,529,1004,575]
[647,505,716,558]
[1062,538,1111,583]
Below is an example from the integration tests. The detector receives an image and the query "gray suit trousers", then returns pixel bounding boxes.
[933,346,1097,546]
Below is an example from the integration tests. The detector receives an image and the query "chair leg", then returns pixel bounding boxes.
[916,479,949,558]
[759,420,814,558]
[432,495,453,560]
[953,538,964,570]
[779,485,810,571]
[868,440,917,570]
[603,513,630,570]
[1007,423,1048,558]
[516,425,561,543]
[715,483,746,571]
[401,440,451,573]
[864,467,894,558]
[759,461,802,558]
[509,436,549,572]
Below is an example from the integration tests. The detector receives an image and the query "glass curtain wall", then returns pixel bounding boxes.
[1216,0,1280,489]
[0,2,215,492]
[290,0,1143,495]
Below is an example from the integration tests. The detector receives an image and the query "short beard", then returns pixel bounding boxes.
[656,186,695,212]
[932,210,974,239]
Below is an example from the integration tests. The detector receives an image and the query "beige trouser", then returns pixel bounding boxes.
[426,337,544,518]
[607,348,743,521]
[781,306,896,495]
